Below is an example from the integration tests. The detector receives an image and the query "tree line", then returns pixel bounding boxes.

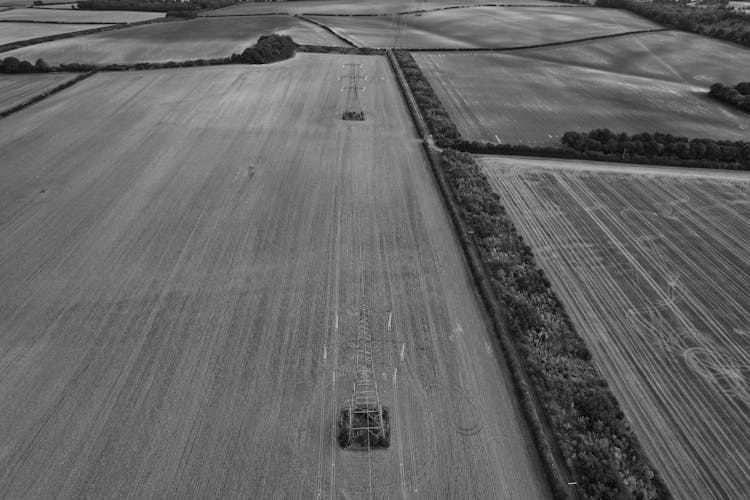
[709,81,750,111]
[596,0,750,48]
[560,129,750,168]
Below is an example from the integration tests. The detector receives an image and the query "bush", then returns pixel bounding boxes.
[230,34,297,65]
[709,81,750,111]
[0,57,51,74]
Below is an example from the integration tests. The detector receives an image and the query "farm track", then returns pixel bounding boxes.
[480,156,750,500]
[0,56,551,499]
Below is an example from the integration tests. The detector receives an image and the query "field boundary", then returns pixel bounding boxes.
[296,14,357,47]
[0,19,116,25]
[0,17,177,54]
[406,27,671,52]
[387,48,574,500]
[0,70,96,118]
[306,3,589,17]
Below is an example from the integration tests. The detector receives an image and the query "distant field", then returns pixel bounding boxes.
[309,6,659,48]
[0,55,550,499]
[0,7,164,22]
[4,16,346,64]
[202,0,565,16]
[416,31,750,145]
[0,21,111,46]
[0,72,77,111]
[481,156,750,500]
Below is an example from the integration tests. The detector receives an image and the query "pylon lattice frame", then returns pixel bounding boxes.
[341,62,365,121]
[339,303,390,449]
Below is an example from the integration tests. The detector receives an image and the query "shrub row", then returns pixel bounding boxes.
[596,0,750,48]
[76,0,236,12]
[392,49,461,147]
[709,81,750,112]
[439,149,672,500]
[297,45,385,56]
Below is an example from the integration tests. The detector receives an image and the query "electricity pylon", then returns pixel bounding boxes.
[338,302,390,449]
[341,61,366,121]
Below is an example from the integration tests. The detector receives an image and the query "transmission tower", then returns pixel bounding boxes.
[340,61,366,121]
[393,14,404,47]
[415,0,425,15]
[338,302,390,449]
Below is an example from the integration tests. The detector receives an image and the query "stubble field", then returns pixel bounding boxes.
[0,72,77,111]
[415,31,750,145]
[0,54,550,499]
[480,156,750,500]
[0,7,164,22]
[4,16,345,64]
[308,6,659,48]
[0,21,112,45]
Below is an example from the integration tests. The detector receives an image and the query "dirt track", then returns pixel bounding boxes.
[481,156,750,500]
[0,55,550,498]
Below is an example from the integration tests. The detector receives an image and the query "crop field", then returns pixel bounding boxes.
[0,21,111,45]
[0,7,164,22]
[0,54,551,498]
[415,31,750,145]
[480,156,750,500]
[0,72,77,111]
[202,0,565,17]
[4,16,346,64]
[308,6,659,48]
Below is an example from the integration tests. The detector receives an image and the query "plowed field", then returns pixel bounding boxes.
[309,6,659,48]
[480,156,750,500]
[4,16,345,64]
[0,72,77,111]
[0,7,164,22]
[415,31,750,145]
[0,21,111,45]
[0,55,550,499]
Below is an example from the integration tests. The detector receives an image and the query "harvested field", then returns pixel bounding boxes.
[309,6,659,48]
[0,7,164,22]
[0,72,77,111]
[4,16,346,64]
[480,156,750,500]
[415,31,750,145]
[0,55,550,498]
[0,21,112,45]
[202,0,564,17]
